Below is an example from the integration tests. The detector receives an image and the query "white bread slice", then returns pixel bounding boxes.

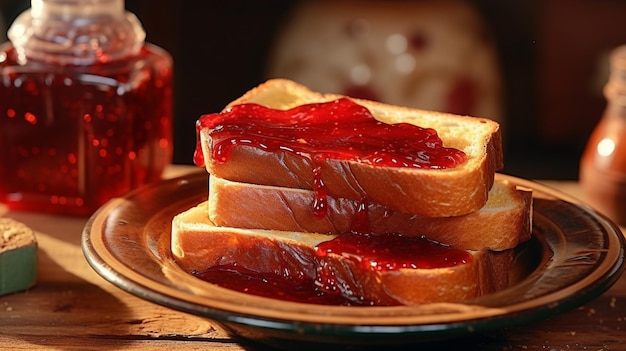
[171,202,513,306]
[197,79,503,218]
[207,175,532,251]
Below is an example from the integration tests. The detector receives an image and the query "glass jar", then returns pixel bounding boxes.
[0,0,173,216]
[579,45,626,226]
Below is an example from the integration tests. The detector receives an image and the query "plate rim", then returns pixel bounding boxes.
[82,172,626,337]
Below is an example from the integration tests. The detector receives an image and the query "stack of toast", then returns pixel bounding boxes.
[171,79,532,306]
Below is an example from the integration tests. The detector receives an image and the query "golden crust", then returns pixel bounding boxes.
[200,79,502,217]
[171,203,513,305]
[208,175,532,251]
[176,79,520,305]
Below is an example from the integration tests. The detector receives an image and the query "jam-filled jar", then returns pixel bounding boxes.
[579,45,626,226]
[0,0,173,216]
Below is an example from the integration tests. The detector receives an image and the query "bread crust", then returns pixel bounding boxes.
[171,202,514,305]
[208,175,532,251]
[199,79,503,217]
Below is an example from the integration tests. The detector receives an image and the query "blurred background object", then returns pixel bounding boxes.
[266,0,503,125]
[579,45,626,226]
[3,0,626,180]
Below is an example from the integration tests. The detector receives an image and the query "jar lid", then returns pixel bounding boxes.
[8,0,145,65]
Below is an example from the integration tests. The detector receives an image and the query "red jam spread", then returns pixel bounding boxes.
[316,233,471,272]
[195,98,466,169]
[193,233,471,306]
[194,98,466,217]
[194,264,363,306]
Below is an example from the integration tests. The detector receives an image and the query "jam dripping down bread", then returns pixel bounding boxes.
[207,175,532,251]
[195,79,503,218]
[174,79,530,306]
[171,202,514,306]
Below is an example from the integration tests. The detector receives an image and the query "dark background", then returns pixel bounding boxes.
[3,0,626,180]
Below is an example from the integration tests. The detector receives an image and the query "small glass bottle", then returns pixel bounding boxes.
[0,0,173,216]
[579,45,626,226]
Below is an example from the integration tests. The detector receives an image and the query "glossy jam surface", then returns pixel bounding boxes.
[195,98,466,169]
[195,98,466,217]
[195,264,360,306]
[0,44,173,215]
[194,233,471,306]
[316,233,472,272]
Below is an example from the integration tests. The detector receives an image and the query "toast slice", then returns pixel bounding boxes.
[207,175,532,251]
[171,202,514,306]
[196,79,503,217]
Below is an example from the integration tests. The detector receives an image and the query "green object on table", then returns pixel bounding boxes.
[0,218,37,296]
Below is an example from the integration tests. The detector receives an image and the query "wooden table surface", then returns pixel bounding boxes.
[1,165,624,350]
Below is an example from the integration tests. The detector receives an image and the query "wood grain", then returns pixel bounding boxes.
[0,166,624,350]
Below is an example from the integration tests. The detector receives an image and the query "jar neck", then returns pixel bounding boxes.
[31,0,125,19]
[604,46,626,113]
[8,0,145,65]
[604,70,626,114]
